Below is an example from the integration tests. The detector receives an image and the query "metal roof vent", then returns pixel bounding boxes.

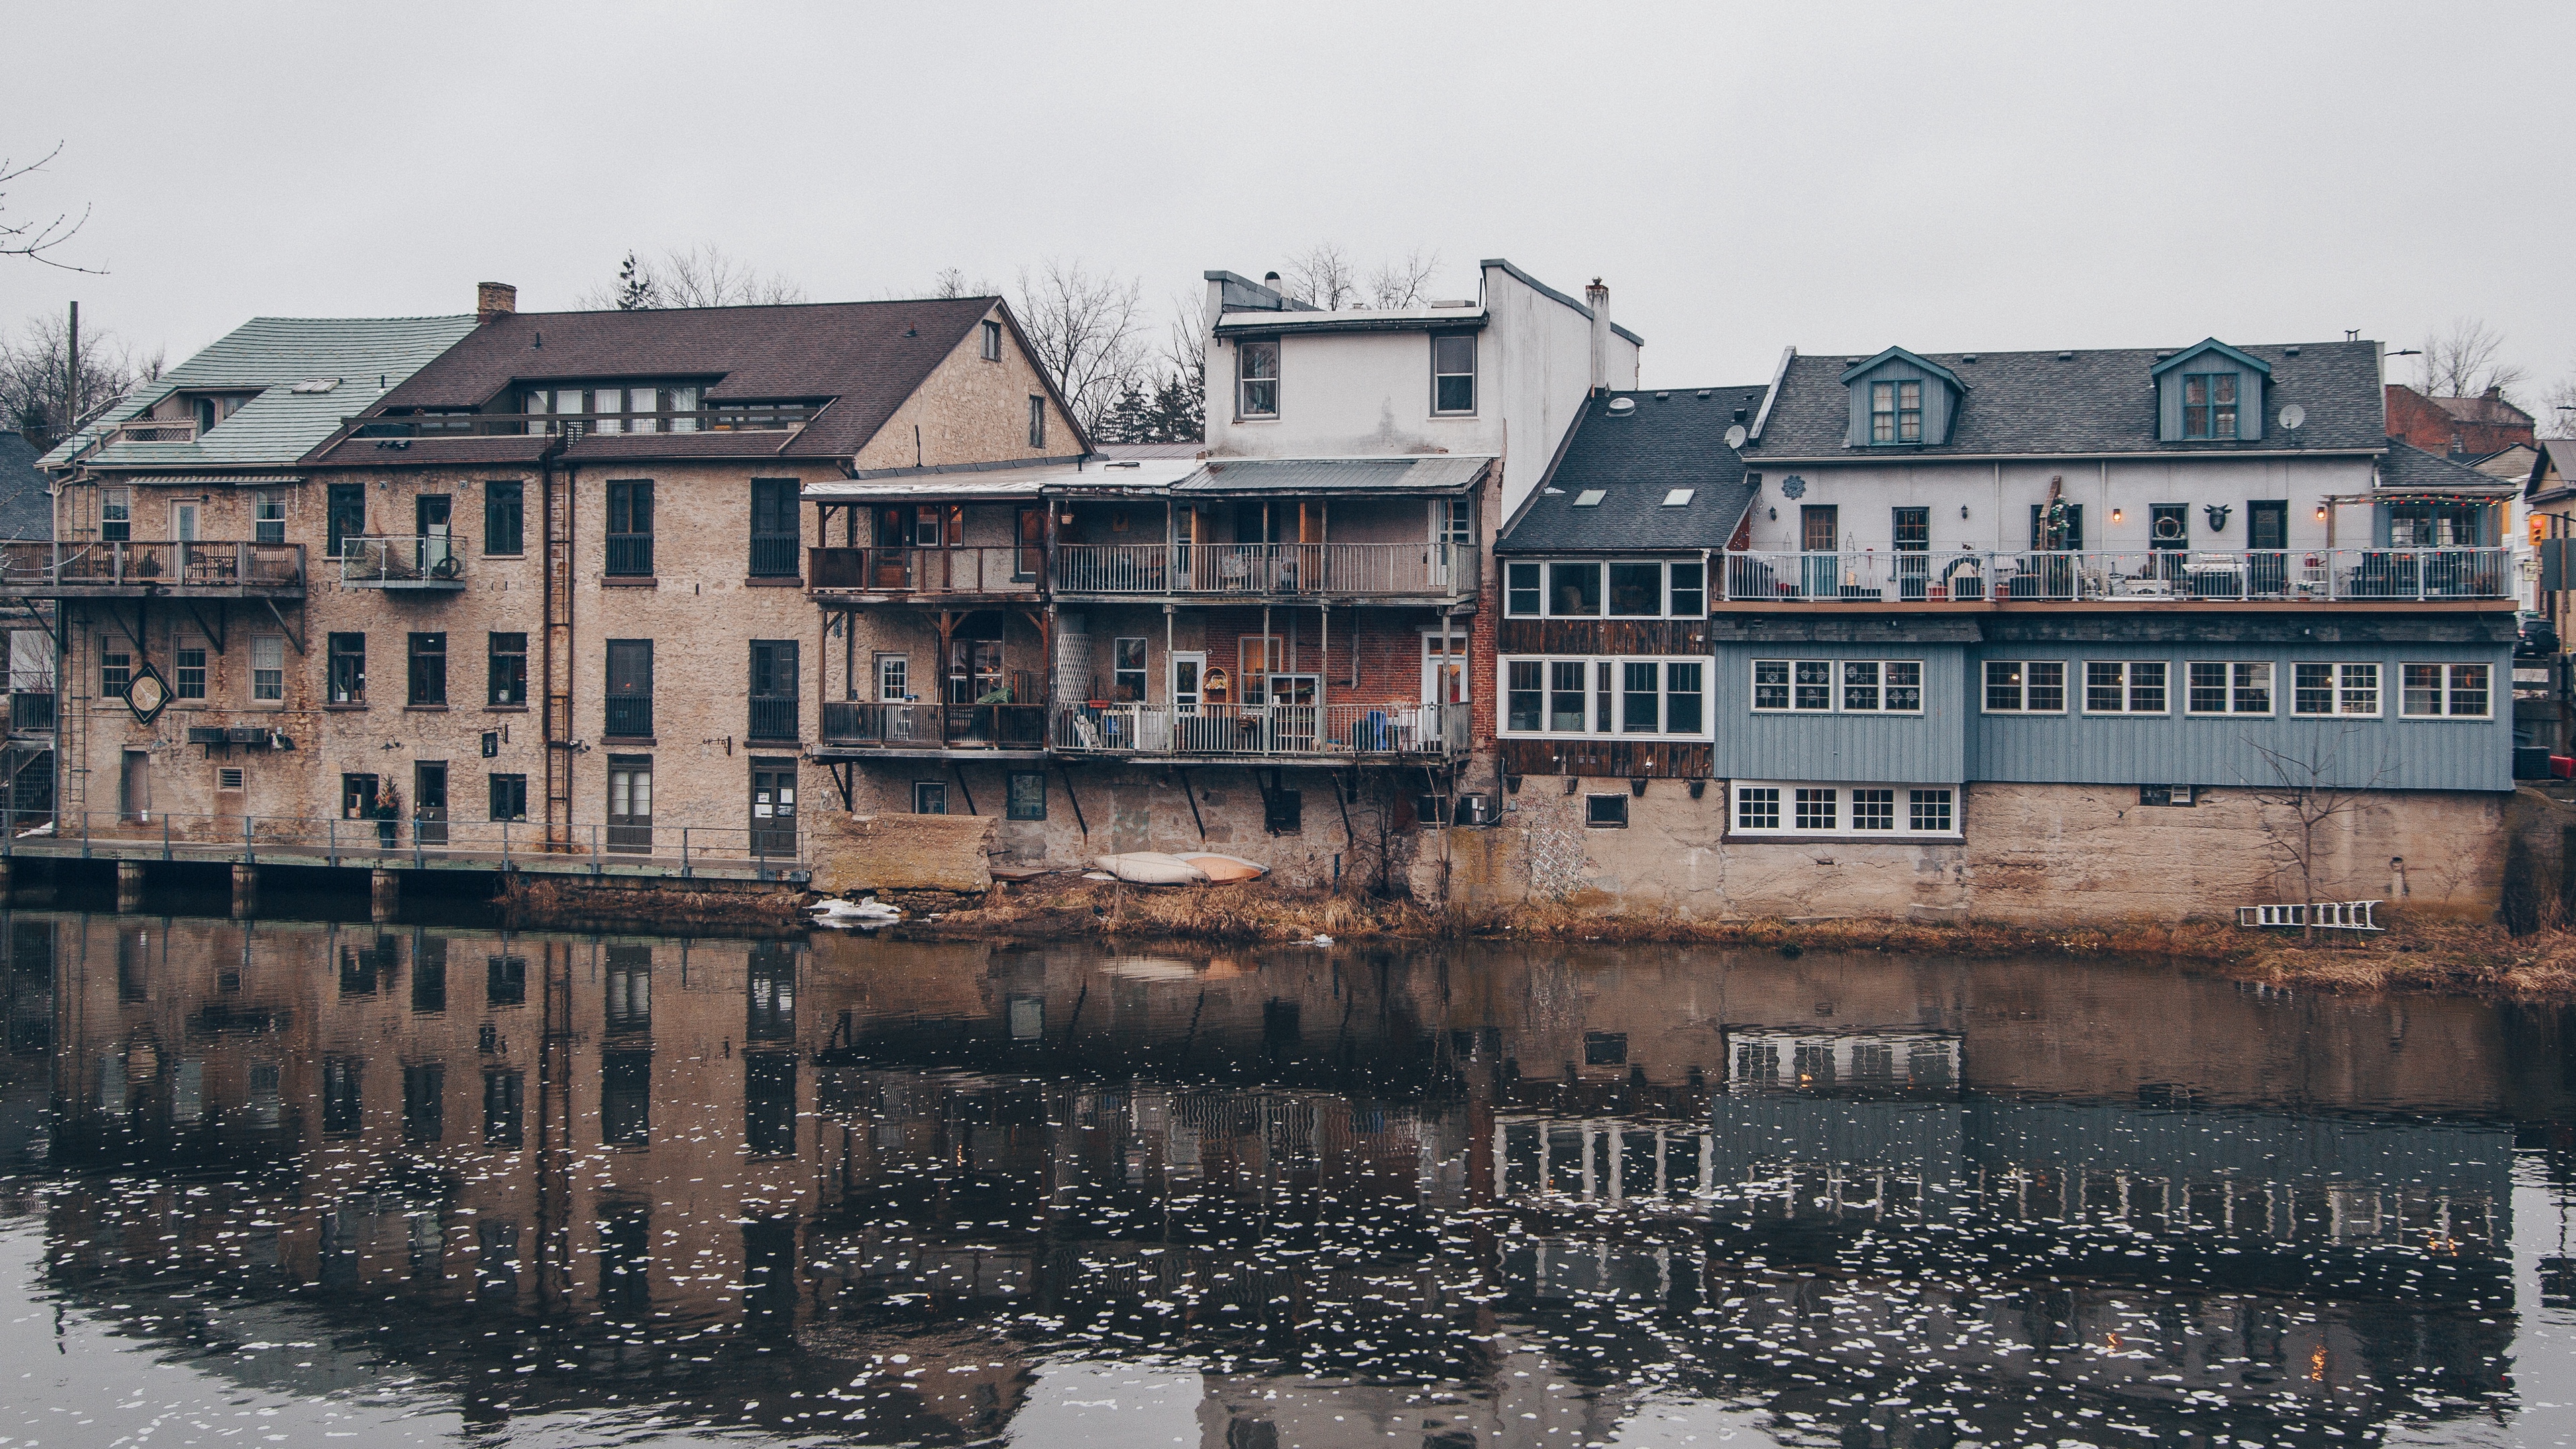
[1654,391,1669,400]
[1606,398,1637,416]
[1573,489,1607,506]
[1695,389,1711,398]
[2284,345,2301,356]
[1960,354,1978,364]
[2056,351,2075,361]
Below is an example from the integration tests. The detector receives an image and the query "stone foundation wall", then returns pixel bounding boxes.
[1432,779,2508,925]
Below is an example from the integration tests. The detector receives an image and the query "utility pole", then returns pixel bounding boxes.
[65,301,78,435]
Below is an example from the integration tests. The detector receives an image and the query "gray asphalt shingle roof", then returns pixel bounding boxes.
[1172,455,1491,494]
[2377,439,2518,493]
[40,315,478,471]
[1750,339,2386,458]
[1498,386,1766,553]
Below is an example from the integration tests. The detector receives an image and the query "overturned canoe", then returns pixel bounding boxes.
[1089,852,1209,885]
[1177,853,1267,882]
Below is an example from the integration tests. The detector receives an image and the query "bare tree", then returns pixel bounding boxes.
[578,244,806,310]
[0,144,99,272]
[1365,248,1443,309]
[0,311,160,445]
[2420,317,2528,402]
[2239,725,2391,944]
[1014,258,1147,437]
[1281,243,1361,311]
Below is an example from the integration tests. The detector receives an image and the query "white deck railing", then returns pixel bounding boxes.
[1716,547,2510,602]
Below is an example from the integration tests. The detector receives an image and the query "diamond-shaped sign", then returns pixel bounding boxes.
[125,665,170,724]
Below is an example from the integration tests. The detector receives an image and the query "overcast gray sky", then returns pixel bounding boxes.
[5,1,2570,403]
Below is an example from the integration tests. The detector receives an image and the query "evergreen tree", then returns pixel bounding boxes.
[613,252,657,310]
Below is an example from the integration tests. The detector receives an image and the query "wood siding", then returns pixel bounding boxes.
[1501,738,1711,780]
[1497,619,1710,654]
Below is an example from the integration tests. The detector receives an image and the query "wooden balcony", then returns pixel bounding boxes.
[1052,542,1478,599]
[806,547,1040,598]
[1053,702,1467,760]
[0,541,305,599]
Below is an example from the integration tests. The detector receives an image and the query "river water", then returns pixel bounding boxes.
[1,908,2573,1448]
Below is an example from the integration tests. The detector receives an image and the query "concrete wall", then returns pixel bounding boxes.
[1435,778,2504,924]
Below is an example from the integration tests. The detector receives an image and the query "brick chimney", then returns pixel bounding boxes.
[476,282,517,326]
[1586,278,1610,394]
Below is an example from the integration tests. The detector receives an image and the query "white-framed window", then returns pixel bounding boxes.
[251,636,284,703]
[2186,661,2273,716]
[1503,559,1705,618]
[1731,780,1960,839]
[1750,659,1923,714]
[875,653,908,702]
[100,488,131,542]
[174,637,207,702]
[1982,661,2065,714]
[2292,662,2381,717]
[1236,337,1279,418]
[2401,662,2491,718]
[1431,333,1476,415]
[2082,661,2169,714]
[252,489,287,545]
[1500,656,1708,738]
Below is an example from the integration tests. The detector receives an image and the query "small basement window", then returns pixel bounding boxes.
[1574,490,1606,507]
[1585,794,1629,828]
[1662,488,1695,506]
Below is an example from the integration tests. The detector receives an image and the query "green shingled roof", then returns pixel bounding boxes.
[41,314,478,471]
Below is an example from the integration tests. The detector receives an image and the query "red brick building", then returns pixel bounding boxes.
[2387,382,2534,459]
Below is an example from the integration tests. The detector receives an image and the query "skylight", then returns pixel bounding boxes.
[1662,488,1695,506]
[1573,490,1606,507]
[288,378,341,394]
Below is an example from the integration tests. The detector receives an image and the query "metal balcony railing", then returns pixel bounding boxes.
[747,697,799,741]
[1713,547,2513,604]
[806,546,1040,593]
[749,535,802,578]
[0,541,306,596]
[9,694,52,733]
[1053,542,1477,596]
[1053,702,1467,757]
[10,809,806,878]
[605,534,654,576]
[818,700,1047,751]
[340,535,464,588]
[603,696,653,738]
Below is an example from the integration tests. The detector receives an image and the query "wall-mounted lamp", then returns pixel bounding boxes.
[2110,507,2123,523]
[2314,504,2328,521]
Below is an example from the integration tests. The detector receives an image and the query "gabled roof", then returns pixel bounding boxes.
[314,297,1042,466]
[2148,337,2273,378]
[0,433,51,539]
[1837,347,1967,391]
[1750,339,2384,459]
[1498,386,1768,554]
[2530,438,2576,500]
[40,314,478,472]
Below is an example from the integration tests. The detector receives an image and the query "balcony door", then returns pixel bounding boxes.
[1267,673,1318,753]
[414,761,448,846]
[417,495,453,578]
[2247,500,2288,596]
[1801,504,1839,599]
[607,755,652,853]
[1014,506,1042,582]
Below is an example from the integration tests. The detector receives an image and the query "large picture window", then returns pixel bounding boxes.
[2401,663,2491,718]
[1754,659,1923,714]
[1982,661,2065,714]
[1506,559,1706,618]
[1731,781,1960,839]
[2293,662,2381,717]
[2082,661,2169,714]
[1496,656,1709,739]
[2186,661,2273,716]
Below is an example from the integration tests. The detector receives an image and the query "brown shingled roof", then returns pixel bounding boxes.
[313,297,1010,464]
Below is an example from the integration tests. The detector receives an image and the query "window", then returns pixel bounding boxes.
[1841,661,1925,713]
[1550,561,1601,615]
[1506,561,1542,616]
[1499,657,1709,737]
[2402,663,2492,718]
[606,756,651,851]
[2139,785,2196,807]
[1608,562,1662,616]
[1669,561,1705,618]
[749,640,798,740]
[1585,794,1628,828]
[489,773,527,822]
[487,953,527,1007]
[1983,661,2065,713]
[605,481,653,576]
[912,780,946,814]
[1026,396,1046,449]
[2182,372,2239,439]
[486,633,526,707]
[482,481,523,555]
[175,641,206,701]
[604,641,652,737]
[2186,661,2273,716]
[327,483,364,559]
[1008,771,1046,821]
[749,479,798,576]
[253,489,286,545]
[1870,380,1923,443]
[2294,662,2381,717]
[99,637,130,700]
[2083,661,2169,714]
[1574,490,1605,506]
[1113,637,1146,702]
[406,633,446,706]
[980,318,1002,361]
[100,487,131,542]
[875,653,908,702]
[605,946,651,1035]
[2389,506,2479,547]
[327,633,365,704]
[483,1069,523,1147]
[1732,782,1960,839]
[1432,333,1475,414]
[252,636,284,702]
[1662,488,1695,507]
[1237,337,1279,417]
[1753,659,1922,714]
[602,1053,651,1147]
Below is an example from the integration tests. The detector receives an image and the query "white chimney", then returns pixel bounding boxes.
[1585,278,1610,394]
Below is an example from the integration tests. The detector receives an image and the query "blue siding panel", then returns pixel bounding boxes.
[1712,643,1967,782]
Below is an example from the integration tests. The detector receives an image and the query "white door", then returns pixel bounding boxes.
[173,503,199,543]
[1421,631,1466,705]
[1171,651,1204,750]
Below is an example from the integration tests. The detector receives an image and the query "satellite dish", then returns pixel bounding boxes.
[1723,425,1748,449]
[2279,404,2306,431]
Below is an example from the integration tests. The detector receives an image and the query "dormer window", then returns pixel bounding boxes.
[2182,372,2238,439]
[1870,381,1922,443]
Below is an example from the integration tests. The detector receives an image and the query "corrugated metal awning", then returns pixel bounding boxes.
[1171,455,1493,495]
[80,474,306,486]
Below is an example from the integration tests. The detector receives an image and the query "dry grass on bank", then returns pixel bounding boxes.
[496,877,811,934]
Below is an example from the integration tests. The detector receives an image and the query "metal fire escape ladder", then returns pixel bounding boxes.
[541,447,575,844]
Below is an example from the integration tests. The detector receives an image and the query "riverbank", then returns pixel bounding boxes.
[882,872,2576,1002]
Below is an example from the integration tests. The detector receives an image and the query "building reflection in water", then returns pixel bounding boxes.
[0,916,2556,1447]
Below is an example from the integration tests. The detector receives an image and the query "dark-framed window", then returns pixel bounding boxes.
[601,1051,650,1146]
[402,1063,444,1143]
[606,480,653,576]
[1007,770,1046,820]
[1505,561,1542,616]
[1432,333,1476,414]
[605,640,653,737]
[327,483,364,557]
[1237,337,1279,418]
[488,772,527,822]
[482,1068,523,1146]
[1113,637,1146,702]
[749,640,798,741]
[912,780,946,814]
[1893,506,1929,549]
[407,633,446,706]
[1585,794,1629,828]
[327,632,365,704]
[484,481,524,555]
[487,953,527,1006]
[1027,395,1046,449]
[2182,372,2239,439]
[487,632,526,707]
[746,1054,796,1156]
[1870,380,1923,443]
[605,945,651,1034]
[980,318,1002,360]
[749,479,799,577]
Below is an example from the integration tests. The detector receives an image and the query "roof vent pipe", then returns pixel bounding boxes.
[1586,278,1610,394]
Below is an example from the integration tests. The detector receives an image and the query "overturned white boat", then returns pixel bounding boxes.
[1089,852,1209,885]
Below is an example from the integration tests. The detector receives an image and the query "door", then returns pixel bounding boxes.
[327,484,366,560]
[120,749,151,823]
[417,495,453,578]
[750,759,797,858]
[1429,498,1472,589]
[872,506,914,588]
[340,773,378,851]
[1014,506,1043,582]
[1171,651,1205,750]
[2247,499,2289,596]
[173,502,199,543]
[1892,506,1929,601]
[414,762,448,847]
[1267,674,1318,753]
[1801,504,1840,599]
[607,757,652,853]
